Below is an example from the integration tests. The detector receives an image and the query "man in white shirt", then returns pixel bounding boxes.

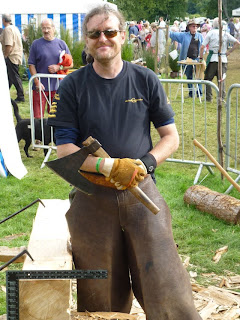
[179,19,186,32]
[158,17,166,28]
[1,14,25,102]
[150,23,166,59]
[234,18,240,40]
[199,17,240,102]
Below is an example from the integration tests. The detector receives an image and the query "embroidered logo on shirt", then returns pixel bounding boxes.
[49,101,57,115]
[125,98,143,103]
[48,95,59,118]
[54,93,60,100]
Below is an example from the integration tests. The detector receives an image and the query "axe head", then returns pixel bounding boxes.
[45,140,102,195]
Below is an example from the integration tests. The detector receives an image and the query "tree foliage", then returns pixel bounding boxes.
[108,0,239,22]
[108,0,187,23]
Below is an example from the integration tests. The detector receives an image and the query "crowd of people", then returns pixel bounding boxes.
[128,16,240,60]
[128,16,240,99]
[127,17,168,60]
[1,13,239,110]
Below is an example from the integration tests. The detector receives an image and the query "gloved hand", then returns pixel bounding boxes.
[100,158,147,190]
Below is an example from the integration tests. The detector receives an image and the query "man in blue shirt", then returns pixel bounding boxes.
[170,19,203,97]
[128,21,139,39]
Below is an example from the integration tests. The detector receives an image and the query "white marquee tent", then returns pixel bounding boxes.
[232,7,240,17]
[0,0,117,39]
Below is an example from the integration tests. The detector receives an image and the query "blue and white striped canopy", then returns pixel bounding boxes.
[0,0,117,40]
[0,13,86,40]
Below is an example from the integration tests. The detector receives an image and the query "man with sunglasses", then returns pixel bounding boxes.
[48,5,202,320]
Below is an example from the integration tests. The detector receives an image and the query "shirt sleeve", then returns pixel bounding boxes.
[3,28,14,46]
[47,76,79,128]
[148,72,175,128]
[54,127,80,145]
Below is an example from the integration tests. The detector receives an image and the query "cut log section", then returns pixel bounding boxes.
[183,185,240,224]
[19,199,71,320]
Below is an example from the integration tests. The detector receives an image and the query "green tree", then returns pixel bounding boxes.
[108,0,187,23]
[195,0,240,19]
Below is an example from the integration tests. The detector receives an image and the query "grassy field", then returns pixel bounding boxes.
[0,48,240,315]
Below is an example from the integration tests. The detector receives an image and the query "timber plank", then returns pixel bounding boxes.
[0,246,26,263]
[19,199,71,320]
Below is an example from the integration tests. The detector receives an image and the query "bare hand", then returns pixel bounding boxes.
[35,82,45,92]
[48,64,59,74]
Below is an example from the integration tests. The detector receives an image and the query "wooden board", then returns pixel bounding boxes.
[19,199,71,320]
[178,58,202,65]
[0,246,26,263]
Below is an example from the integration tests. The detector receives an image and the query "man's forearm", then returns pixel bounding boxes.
[57,143,103,173]
[150,124,179,165]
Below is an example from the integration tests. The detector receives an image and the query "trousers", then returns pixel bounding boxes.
[66,175,202,320]
[185,64,203,97]
[204,62,227,101]
[5,57,24,100]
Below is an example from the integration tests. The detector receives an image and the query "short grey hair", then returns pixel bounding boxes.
[41,18,55,28]
[82,4,125,35]
[212,18,219,29]
[2,14,12,23]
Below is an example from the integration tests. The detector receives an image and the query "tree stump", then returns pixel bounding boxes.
[183,185,240,224]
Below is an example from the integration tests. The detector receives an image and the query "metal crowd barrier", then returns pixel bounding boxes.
[225,83,240,193]
[28,74,66,168]
[28,74,239,192]
[159,78,220,184]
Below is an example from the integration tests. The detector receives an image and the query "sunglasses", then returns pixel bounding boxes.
[86,29,122,39]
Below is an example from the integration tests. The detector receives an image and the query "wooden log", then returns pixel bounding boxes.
[183,185,240,224]
[19,199,71,320]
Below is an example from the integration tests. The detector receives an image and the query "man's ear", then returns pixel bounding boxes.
[120,31,126,44]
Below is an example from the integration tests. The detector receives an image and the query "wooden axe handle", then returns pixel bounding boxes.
[193,139,240,193]
[83,136,160,215]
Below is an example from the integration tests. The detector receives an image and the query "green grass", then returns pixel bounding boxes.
[0,49,240,315]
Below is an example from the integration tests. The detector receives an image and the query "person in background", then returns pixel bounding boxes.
[0,14,25,103]
[128,21,139,39]
[169,19,203,98]
[136,20,143,32]
[201,19,212,54]
[139,23,148,49]
[150,23,166,59]
[170,20,180,50]
[48,4,202,320]
[28,18,73,118]
[234,18,240,40]
[179,19,186,32]
[158,16,166,29]
[199,17,240,102]
[228,18,237,38]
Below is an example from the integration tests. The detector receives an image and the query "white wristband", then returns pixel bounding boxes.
[101,158,115,177]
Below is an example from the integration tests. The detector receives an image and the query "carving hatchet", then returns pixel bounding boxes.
[46,137,160,215]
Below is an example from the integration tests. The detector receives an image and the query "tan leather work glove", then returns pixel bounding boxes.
[100,158,147,190]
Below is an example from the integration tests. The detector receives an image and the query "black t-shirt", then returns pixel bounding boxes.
[48,61,175,159]
[187,34,199,59]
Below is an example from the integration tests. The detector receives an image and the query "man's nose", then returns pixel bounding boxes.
[98,31,108,41]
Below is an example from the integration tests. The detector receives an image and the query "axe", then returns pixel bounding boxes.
[46,136,160,215]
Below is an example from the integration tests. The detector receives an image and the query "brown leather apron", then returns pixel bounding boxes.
[66,175,202,320]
